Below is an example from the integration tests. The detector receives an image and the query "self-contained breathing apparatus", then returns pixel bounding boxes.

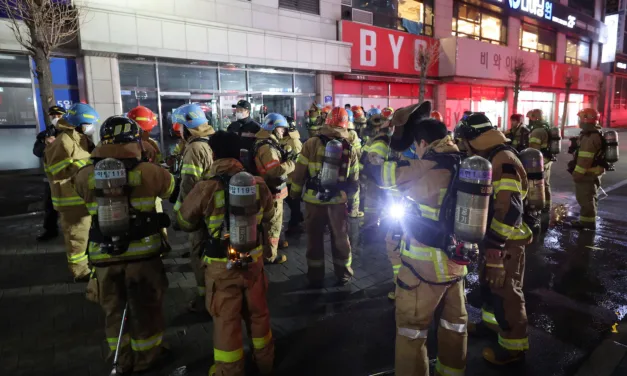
[568,129,620,173]
[91,158,170,256]
[247,139,291,194]
[203,172,262,270]
[307,135,353,202]
[168,137,210,204]
[533,124,561,161]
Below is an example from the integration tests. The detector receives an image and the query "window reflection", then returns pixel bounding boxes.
[452,2,506,45]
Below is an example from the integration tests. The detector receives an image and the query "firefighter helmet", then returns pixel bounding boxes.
[127,106,158,132]
[382,107,394,120]
[173,103,208,129]
[527,109,544,122]
[262,113,289,131]
[577,108,600,125]
[48,106,66,116]
[456,113,495,141]
[100,116,140,145]
[430,111,443,122]
[352,107,366,123]
[63,103,99,127]
[325,107,349,129]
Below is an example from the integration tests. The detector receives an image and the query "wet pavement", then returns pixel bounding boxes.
[2,138,627,376]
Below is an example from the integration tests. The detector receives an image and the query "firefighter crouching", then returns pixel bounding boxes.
[290,107,360,286]
[458,113,533,365]
[505,114,530,152]
[252,113,295,264]
[74,116,175,373]
[172,104,216,313]
[177,131,275,376]
[281,116,304,234]
[568,109,607,230]
[44,103,98,281]
[527,109,560,212]
[364,101,476,376]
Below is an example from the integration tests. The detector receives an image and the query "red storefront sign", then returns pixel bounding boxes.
[335,79,434,98]
[536,60,604,91]
[340,20,439,77]
[362,82,388,96]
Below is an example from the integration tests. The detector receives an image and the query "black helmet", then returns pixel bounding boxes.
[456,113,495,142]
[48,105,66,116]
[285,116,296,131]
[100,116,141,145]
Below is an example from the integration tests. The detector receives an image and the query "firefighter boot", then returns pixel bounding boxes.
[482,344,525,365]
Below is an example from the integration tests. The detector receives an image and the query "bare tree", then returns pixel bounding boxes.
[415,41,440,103]
[509,57,535,114]
[0,0,81,128]
[560,69,577,137]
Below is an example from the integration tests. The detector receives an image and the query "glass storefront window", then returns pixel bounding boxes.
[520,23,556,61]
[452,2,506,45]
[566,38,591,67]
[249,71,293,93]
[294,75,315,94]
[614,77,627,109]
[0,85,39,171]
[398,0,434,36]
[295,96,315,137]
[558,93,586,129]
[219,69,246,92]
[158,65,217,91]
[518,91,555,127]
[119,62,157,88]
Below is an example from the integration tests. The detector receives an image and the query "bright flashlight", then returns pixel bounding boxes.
[389,203,405,220]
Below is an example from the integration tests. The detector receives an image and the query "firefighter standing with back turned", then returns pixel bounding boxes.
[290,107,360,286]
[44,103,98,281]
[569,108,605,230]
[527,109,554,212]
[177,131,275,376]
[459,113,533,365]
[127,105,163,163]
[505,114,530,152]
[75,116,175,374]
[253,113,295,264]
[172,103,216,313]
[364,102,471,376]
[282,116,304,234]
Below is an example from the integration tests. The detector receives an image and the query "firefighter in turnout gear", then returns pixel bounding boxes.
[569,108,605,230]
[527,109,553,211]
[505,114,530,152]
[290,107,360,286]
[173,103,216,313]
[127,106,163,163]
[363,101,469,376]
[281,116,304,234]
[44,103,98,281]
[253,113,295,264]
[74,116,175,374]
[459,113,533,365]
[307,104,322,138]
[176,131,275,376]
[346,109,363,218]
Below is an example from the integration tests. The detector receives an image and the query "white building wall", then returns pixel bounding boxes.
[75,0,351,72]
[83,56,123,144]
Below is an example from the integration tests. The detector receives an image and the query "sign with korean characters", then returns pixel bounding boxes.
[339,20,439,77]
[440,37,539,82]
[536,60,604,91]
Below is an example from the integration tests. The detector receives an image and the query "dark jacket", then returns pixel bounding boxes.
[227,117,261,151]
[33,127,58,158]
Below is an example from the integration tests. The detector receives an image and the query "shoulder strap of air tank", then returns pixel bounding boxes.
[317,134,330,145]
[212,174,231,232]
[487,144,519,163]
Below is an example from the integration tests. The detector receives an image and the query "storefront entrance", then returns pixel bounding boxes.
[446,84,506,130]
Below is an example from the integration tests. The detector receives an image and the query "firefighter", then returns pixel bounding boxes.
[306,104,321,138]
[43,103,97,281]
[290,107,359,286]
[505,114,530,152]
[281,116,304,234]
[312,106,332,136]
[352,106,367,134]
[127,105,162,163]
[569,108,605,230]
[459,113,532,365]
[176,131,275,376]
[346,109,363,218]
[430,110,443,123]
[75,116,174,374]
[363,102,468,376]
[527,109,553,212]
[173,103,215,313]
[252,113,295,264]
[227,100,261,152]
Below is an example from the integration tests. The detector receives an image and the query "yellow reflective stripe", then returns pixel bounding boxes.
[529,137,542,145]
[580,215,596,223]
[574,165,587,174]
[131,332,163,351]
[308,162,322,175]
[333,253,352,268]
[392,264,401,275]
[303,189,346,204]
[205,214,225,228]
[498,334,529,351]
[181,163,203,177]
[52,196,85,206]
[214,348,244,363]
[107,334,130,350]
[508,222,532,240]
[578,151,595,158]
[72,159,87,168]
[203,256,228,264]
[177,210,193,229]
[130,197,156,211]
[165,175,175,197]
[419,204,439,221]
[68,251,88,264]
[307,258,325,267]
[291,182,303,193]
[215,190,225,208]
[369,142,389,158]
[128,170,141,186]
[490,219,514,238]
[438,188,447,205]
[173,200,182,211]
[296,154,309,166]
[46,158,72,175]
[493,178,522,195]
[435,357,465,376]
[252,330,272,349]
[382,161,397,188]
[89,234,161,260]
[86,202,98,215]
[481,308,498,325]
[349,163,360,174]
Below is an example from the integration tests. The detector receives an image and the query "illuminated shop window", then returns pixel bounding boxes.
[565,38,590,67]
[348,0,434,36]
[520,23,556,61]
[398,0,434,36]
[452,1,507,45]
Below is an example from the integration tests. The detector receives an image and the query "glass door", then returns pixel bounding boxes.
[248,92,265,123]
[191,94,220,131]
[160,94,190,156]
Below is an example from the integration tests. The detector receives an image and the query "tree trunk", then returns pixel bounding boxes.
[512,76,520,114]
[33,48,54,129]
[560,85,571,138]
[419,72,426,103]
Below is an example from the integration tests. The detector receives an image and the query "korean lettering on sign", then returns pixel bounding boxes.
[479,51,520,72]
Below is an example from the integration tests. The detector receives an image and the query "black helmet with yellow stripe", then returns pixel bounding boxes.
[100,116,141,145]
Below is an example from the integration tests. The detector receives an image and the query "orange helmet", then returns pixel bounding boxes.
[430,111,443,122]
[578,108,600,125]
[527,109,544,122]
[127,106,157,132]
[352,106,366,122]
[325,107,349,129]
[172,122,182,137]
[382,107,394,121]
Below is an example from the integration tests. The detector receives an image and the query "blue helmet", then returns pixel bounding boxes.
[262,113,288,131]
[63,103,99,127]
[173,103,207,129]
[402,144,419,160]
[346,109,354,123]
[367,108,382,117]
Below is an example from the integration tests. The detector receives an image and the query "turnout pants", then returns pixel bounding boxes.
[43,182,58,233]
[285,185,303,227]
[59,207,91,278]
[575,176,600,224]
[395,266,467,376]
[264,198,284,262]
[96,257,168,373]
[479,244,529,352]
[206,263,273,376]
[189,228,209,302]
[348,185,361,217]
[544,161,552,210]
[305,203,353,283]
[385,229,402,283]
